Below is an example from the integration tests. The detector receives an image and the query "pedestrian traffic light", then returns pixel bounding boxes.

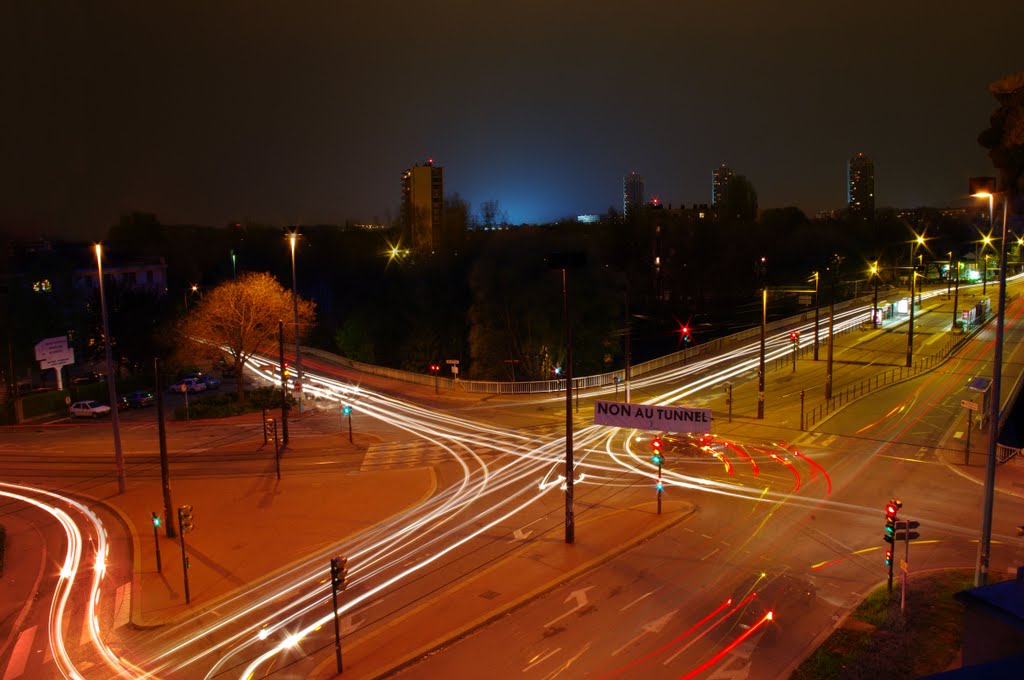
[884,549,892,566]
[151,512,161,528]
[681,326,691,343]
[178,505,195,534]
[330,556,349,592]
[651,437,664,465]
[790,330,800,342]
[342,405,352,416]
[656,475,664,491]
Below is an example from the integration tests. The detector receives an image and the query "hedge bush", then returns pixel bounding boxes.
[173,387,293,421]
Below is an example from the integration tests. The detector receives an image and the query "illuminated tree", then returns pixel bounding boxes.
[177,272,315,399]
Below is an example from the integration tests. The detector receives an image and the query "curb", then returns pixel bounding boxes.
[322,499,697,680]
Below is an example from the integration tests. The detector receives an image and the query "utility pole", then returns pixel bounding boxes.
[813,271,820,361]
[906,269,916,368]
[278,320,289,446]
[826,275,836,400]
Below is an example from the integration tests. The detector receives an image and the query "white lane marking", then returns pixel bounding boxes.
[620,588,659,612]
[700,547,721,561]
[3,625,36,680]
[522,647,561,672]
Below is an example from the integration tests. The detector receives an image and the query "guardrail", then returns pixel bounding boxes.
[803,290,1023,433]
[804,330,970,430]
[302,291,881,396]
[997,444,1021,464]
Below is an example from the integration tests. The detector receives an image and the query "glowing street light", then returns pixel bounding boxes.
[287,230,304,413]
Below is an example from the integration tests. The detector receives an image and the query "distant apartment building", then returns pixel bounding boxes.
[712,164,734,207]
[401,159,444,251]
[847,152,875,218]
[623,172,645,220]
[74,257,168,293]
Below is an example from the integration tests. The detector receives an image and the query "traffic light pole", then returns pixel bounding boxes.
[562,267,575,545]
[657,459,662,515]
[151,512,162,573]
[154,357,175,538]
[330,572,343,674]
[177,508,191,605]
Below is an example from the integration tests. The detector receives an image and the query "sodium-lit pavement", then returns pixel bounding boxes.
[3,279,1024,679]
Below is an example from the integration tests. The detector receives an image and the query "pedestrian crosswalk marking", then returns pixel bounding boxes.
[361,440,495,471]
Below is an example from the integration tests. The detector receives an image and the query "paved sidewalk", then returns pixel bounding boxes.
[96,425,438,627]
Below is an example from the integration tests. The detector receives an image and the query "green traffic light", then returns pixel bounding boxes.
[343,405,352,416]
[651,454,662,465]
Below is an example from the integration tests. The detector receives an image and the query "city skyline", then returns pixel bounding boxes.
[2,4,1021,240]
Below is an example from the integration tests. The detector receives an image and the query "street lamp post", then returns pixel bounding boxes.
[947,251,953,299]
[813,271,820,361]
[758,286,766,419]
[826,274,835,399]
[870,262,880,330]
[906,270,917,368]
[288,231,305,414]
[971,184,1010,587]
[983,253,991,295]
[95,244,127,494]
[952,259,961,331]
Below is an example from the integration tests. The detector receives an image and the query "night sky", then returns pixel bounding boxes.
[3,2,1022,240]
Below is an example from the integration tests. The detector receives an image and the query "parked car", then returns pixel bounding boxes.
[199,375,221,390]
[115,395,130,411]
[125,390,155,408]
[182,372,221,390]
[168,378,207,394]
[70,371,101,385]
[70,400,112,418]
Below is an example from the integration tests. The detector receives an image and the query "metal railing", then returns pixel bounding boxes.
[997,444,1021,464]
[804,330,970,429]
[302,292,879,396]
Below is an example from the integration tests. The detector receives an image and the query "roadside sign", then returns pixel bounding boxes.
[451,366,459,375]
[34,336,68,360]
[594,400,711,434]
[41,349,74,369]
[446,359,460,365]
[961,399,978,412]
[798,295,812,306]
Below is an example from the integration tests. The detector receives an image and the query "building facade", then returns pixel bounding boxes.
[623,171,645,220]
[401,159,444,251]
[847,152,875,217]
[712,163,734,207]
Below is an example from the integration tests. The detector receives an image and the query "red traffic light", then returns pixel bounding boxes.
[790,331,800,340]
[652,438,663,451]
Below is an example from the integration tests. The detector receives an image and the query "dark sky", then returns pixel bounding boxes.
[3,2,1022,240]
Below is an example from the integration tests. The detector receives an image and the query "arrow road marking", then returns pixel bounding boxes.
[612,609,677,656]
[544,587,594,628]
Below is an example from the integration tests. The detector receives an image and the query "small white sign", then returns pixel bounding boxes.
[961,399,979,412]
[41,351,74,369]
[594,400,711,433]
[446,359,460,365]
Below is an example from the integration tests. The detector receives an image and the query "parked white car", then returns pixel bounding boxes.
[70,400,112,418]
[168,378,208,394]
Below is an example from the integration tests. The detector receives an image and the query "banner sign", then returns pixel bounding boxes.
[594,400,711,433]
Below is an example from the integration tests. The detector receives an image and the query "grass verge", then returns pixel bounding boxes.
[791,569,988,680]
